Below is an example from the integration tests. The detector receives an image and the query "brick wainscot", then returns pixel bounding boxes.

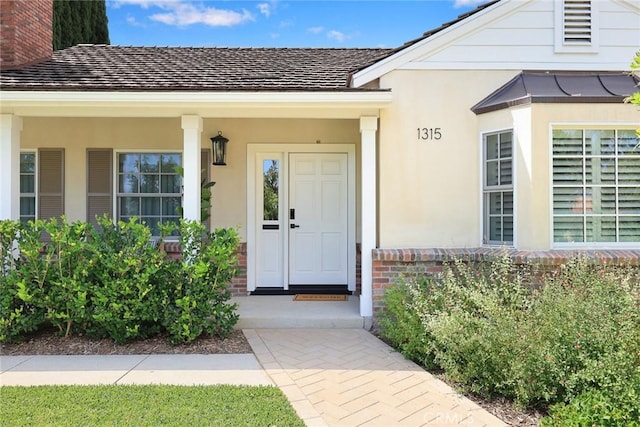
[372,248,640,314]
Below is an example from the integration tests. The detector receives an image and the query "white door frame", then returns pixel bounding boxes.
[247,143,356,292]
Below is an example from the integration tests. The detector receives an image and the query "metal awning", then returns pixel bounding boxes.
[471,71,639,114]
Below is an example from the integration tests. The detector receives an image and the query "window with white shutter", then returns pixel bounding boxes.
[553,129,640,246]
[483,130,514,245]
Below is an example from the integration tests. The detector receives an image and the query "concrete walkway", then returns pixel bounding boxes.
[1,329,506,427]
[0,353,272,386]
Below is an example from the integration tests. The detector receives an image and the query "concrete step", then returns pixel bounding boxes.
[232,295,365,329]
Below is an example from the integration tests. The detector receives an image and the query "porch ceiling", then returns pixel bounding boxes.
[0,90,391,119]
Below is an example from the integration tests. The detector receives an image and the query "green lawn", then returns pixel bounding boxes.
[1,384,305,427]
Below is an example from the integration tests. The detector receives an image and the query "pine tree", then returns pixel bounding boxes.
[53,0,110,51]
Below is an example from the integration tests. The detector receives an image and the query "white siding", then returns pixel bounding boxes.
[404,0,638,71]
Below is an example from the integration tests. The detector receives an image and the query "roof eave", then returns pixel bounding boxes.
[0,89,393,119]
[471,96,630,115]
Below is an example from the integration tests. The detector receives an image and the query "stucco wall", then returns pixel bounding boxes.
[377,69,639,250]
[377,69,519,248]
[20,117,362,241]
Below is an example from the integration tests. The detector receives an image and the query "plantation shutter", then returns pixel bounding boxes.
[202,149,211,231]
[87,149,113,226]
[563,0,591,44]
[38,148,64,220]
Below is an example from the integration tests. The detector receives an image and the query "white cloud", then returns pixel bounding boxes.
[126,14,147,27]
[112,0,181,9]
[307,26,324,35]
[327,30,346,43]
[149,3,254,27]
[114,1,255,27]
[257,3,270,17]
[453,0,486,7]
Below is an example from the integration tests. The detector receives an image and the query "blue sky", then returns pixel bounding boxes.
[106,0,486,48]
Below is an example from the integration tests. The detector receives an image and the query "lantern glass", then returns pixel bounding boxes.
[210,132,229,166]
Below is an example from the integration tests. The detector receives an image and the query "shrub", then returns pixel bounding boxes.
[380,255,640,416]
[161,220,239,344]
[39,218,95,337]
[377,277,434,368]
[0,217,240,345]
[0,220,47,342]
[86,216,167,343]
[542,370,640,426]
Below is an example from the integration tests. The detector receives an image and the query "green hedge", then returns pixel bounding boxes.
[378,256,640,423]
[0,216,239,344]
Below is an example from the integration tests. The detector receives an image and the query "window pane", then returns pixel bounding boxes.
[140,217,161,236]
[554,187,582,214]
[553,130,583,155]
[20,196,35,216]
[618,158,640,185]
[161,154,181,173]
[119,197,139,216]
[620,216,640,242]
[585,157,615,184]
[263,160,279,221]
[499,160,512,185]
[619,187,640,214]
[140,154,159,173]
[503,192,513,214]
[140,175,159,193]
[486,160,499,186]
[503,216,513,242]
[20,175,35,193]
[162,197,181,216]
[488,192,502,214]
[489,217,502,241]
[586,216,616,242]
[20,153,35,173]
[499,132,512,157]
[119,174,139,193]
[617,130,640,156]
[554,216,584,243]
[553,158,583,184]
[141,197,160,216]
[486,134,499,160]
[585,186,615,214]
[585,130,615,156]
[119,154,139,174]
[161,175,181,193]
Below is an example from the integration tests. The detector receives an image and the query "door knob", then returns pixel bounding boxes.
[290,224,300,229]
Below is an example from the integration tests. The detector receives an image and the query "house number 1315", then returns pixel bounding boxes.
[417,127,442,140]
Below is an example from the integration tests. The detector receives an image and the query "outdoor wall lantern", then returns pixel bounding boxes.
[210,131,229,166]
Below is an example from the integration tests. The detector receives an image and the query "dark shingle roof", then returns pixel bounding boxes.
[471,71,640,114]
[0,45,392,91]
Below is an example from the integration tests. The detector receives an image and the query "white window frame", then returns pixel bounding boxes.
[113,150,183,236]
[482,129,514,246]
[19,150,37,223]
[550,124,640,249]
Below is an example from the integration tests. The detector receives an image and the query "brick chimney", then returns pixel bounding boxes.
[0,0,53,70]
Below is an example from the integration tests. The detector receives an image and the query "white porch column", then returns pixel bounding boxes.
[360,116,378,318]
[181,115,203,222]
[0,115,23,220]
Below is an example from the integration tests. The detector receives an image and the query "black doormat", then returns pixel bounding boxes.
[251,285,351,296]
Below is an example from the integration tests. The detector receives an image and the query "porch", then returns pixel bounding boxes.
[232,295,367,329]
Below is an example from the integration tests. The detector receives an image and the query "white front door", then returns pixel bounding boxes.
[248,144,355,292]
[289,153,348,285]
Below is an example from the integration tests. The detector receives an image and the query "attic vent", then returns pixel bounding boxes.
[563,0,591,44]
